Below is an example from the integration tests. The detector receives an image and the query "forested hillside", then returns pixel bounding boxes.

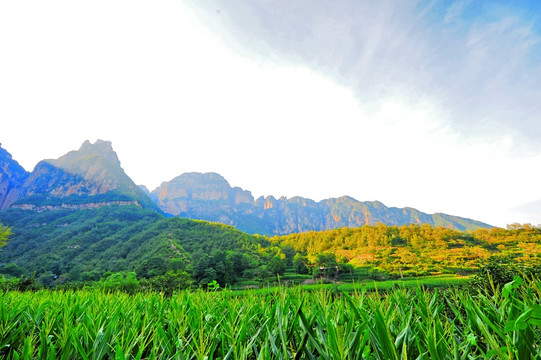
[0,206,279,287]
[270,223,541,277]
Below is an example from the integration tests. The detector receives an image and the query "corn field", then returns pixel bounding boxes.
[0,278,540,359]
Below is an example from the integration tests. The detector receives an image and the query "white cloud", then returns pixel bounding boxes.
[0,0,540,228]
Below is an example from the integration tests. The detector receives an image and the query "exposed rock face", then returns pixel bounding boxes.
[11,200,142,212]
[151,173,492,235]
[151,172,254,213]
[78,140,121,167]
[0,144,29,209]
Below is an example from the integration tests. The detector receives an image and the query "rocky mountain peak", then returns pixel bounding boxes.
[153,172,231,202]
[172,172,230,187]
[0,144,12,160]
[78,140,121,167]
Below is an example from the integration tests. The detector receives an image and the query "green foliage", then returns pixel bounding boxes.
[293,253,310,274]
[469,258,541,294]
[0,262,23,277]
[0,206,162,278]
[95,272,140,294]
[0,274,42,291]
[0,277,540,358]
[137,256,168,278]
[266,255,286,276]
[271,223,541,277]
[207,279,220,291]
[0,223,11,248]
[0,206,271,287]
[145,270,192,296]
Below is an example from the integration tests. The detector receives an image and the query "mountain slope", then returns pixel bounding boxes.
[0,144,29,209]
[12,140,159,211]
[151,172,492,235]
[0,205,267,282]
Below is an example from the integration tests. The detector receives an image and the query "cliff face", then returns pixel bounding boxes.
[0,144,29,209]
[151,172,254,215]
[11,200,141,212]
[151,173,493,235]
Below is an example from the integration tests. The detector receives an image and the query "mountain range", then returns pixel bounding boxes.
[0,140,492,235]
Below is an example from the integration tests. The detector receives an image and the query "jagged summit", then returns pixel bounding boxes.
[43,139,121,170]
[78,140,121,167]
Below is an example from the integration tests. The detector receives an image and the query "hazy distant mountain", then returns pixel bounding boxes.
[138,185,151,195]
[0,144,29,209]
[6,140,159,211]
[151,172,492,235]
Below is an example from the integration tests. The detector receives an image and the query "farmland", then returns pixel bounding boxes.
[1,276,540,359]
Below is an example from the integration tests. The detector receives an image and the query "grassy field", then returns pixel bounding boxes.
[0,276,540,359]
[233,274,471,296]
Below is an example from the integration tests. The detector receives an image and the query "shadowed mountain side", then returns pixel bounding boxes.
[151,173,492,235]
[0,144,29,209]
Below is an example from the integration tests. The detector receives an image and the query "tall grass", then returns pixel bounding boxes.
[0,277,539,359]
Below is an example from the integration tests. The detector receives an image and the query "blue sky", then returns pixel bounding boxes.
[0,0,540,227]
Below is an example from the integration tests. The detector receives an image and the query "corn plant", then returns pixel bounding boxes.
[0,277,539,359]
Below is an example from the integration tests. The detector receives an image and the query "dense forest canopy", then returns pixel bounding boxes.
[0,223,11,248]
[270,223,541,276]
[0,206,283,288]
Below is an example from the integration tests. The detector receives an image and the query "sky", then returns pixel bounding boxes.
[0,0,540,227]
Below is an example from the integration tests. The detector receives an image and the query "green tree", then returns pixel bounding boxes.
[193,253,211,284]
[99,272,140,294]
[137,257,167,278]
[226,251,250,275]
[315,253,338,278]
[281,246,296,266]
[149,270,192,296]
[293,254,310,274]
[266,256,286,276]
[0,263,23,277]
[169,257,187,272]
[0,224,12,248]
